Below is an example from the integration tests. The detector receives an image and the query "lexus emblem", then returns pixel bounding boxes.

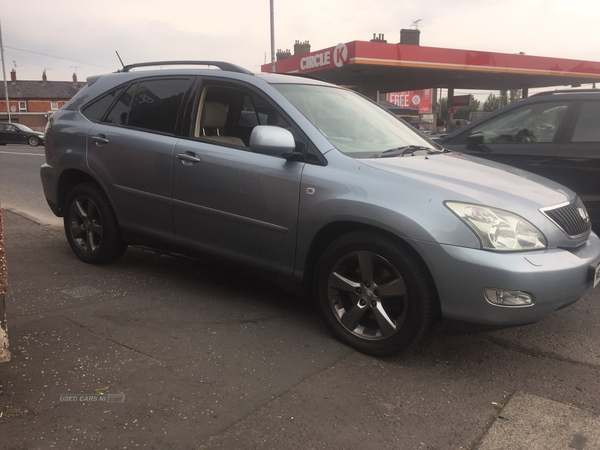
[578,207,590,222]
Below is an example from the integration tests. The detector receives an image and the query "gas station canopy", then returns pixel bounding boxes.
[261,40,600,93]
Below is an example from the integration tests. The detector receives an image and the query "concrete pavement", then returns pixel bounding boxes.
[1,209,600,449]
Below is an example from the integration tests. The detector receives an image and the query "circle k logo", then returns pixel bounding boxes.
[333,43,349,67]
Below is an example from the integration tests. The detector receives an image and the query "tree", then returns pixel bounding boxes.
[483,89,522,111]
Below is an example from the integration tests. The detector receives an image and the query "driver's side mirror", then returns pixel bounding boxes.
[466,131,485,150]
[249,125,297,158]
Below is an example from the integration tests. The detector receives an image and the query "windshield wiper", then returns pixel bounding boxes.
[372,145,435,158]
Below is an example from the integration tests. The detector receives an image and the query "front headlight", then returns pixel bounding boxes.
[445,202,547,251]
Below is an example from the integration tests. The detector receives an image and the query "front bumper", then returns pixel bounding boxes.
[410,232,600,328]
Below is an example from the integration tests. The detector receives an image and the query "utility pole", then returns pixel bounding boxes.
[270,0,275,73]
[0,19,11,122]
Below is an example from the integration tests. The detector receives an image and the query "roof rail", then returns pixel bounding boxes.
[118,61,253,75]
[531,89,599,96]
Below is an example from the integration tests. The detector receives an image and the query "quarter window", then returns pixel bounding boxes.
[83,86,126,123]
[473,101,568,144]
[571,102,600,142]
[103,84,137,126]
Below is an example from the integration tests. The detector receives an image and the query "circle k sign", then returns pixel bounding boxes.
[333,43,349,67]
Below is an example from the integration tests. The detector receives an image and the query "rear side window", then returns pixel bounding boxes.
[100,78,190,134]
[104,84,137,126]
[127,78,190,134]
[572,101,600,142]
[81,86,125,122]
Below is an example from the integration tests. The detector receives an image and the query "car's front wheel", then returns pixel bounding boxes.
[64,183,127,264]
[314,231,437,356]
[28,136,40,147]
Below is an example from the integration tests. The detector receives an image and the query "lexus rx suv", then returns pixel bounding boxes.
[41,61,600,356]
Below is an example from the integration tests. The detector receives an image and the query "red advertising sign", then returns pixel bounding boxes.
[450,95,472,107]
[386,89,432,114]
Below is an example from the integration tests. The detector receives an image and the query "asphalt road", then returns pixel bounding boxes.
[0,143,61,226]
[1,143,600,449]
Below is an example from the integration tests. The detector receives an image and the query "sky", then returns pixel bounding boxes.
[2,0,600,99]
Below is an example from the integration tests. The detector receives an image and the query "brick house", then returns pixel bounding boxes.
[0,69,86,131]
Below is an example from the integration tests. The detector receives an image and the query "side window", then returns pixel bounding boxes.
[473,101,568,144]
[127,78,189,134]
[82,86,125,122]
[194,84,289,148]
[571,102,600,142]
[104,83,137,126]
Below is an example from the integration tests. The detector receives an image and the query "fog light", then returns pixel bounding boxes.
[485,288,533,306]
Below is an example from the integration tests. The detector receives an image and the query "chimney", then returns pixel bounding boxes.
[72,73,78,84]
[42,70,47,84]
[370,33,387,43]
[293,40,311,56]
[400,28,420,46]
[10,69,16,84]
[276,49,292,61]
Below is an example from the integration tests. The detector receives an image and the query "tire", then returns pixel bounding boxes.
[63,183,127,264]
[28,136,39,147]
[314,231,437,357]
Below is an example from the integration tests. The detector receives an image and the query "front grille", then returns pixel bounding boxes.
[541,197,591,238]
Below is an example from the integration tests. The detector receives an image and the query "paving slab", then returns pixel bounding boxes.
[476,393,600,450]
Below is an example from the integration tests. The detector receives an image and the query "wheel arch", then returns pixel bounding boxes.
[302,221,442,321]
[56,169,107,217]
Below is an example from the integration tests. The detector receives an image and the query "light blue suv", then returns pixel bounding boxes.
[41,61,600,356]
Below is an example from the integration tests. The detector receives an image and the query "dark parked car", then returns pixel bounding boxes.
[40,62,600,356]
[0,122,45,146]
[436,90,600,230]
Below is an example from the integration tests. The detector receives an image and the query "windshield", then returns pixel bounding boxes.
[273,84,435,158]
[16,124,36,133]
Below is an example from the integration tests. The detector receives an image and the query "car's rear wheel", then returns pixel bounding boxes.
[64,183,127,264]
[315,231,437,356]
[28,136,39,147]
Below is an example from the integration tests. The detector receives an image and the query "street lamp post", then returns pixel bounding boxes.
[270,0,275,73]
[0,19,11,122]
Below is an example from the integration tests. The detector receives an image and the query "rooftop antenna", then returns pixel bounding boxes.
[70,65,82,74]
[115,51,125,69]
[411,19,422,29]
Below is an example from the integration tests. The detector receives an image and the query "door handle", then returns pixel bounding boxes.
[91,134,110,145]
[176,152,201,164]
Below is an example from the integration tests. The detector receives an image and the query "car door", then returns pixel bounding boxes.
[86,76,192,242]
[171,81,304,276]
[0,124,7,143]
[5,124,26,144]
[442,100,572,179]
[554,100,600,229]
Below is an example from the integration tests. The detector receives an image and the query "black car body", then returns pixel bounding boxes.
[0,122,45,146]
[436,90,600,230]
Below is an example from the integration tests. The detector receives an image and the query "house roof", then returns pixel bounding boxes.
[1,80,86,100]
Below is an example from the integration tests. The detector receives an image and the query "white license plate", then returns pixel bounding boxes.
[595,263,600,289]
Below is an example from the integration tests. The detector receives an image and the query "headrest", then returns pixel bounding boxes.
[201,101,227,128]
